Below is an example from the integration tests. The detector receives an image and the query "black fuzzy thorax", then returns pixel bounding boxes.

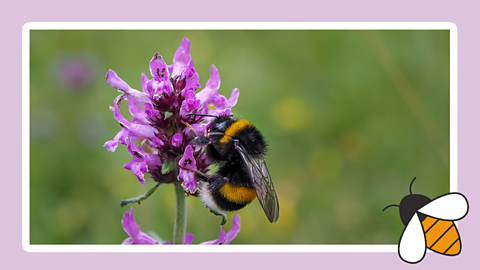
[206,116,267,162]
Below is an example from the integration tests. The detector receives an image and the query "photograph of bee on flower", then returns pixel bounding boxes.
[29,29,450,245]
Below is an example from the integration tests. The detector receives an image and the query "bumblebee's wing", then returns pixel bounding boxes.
[398,213,427,264]
[234,140,279,223]
[418,193,469,221]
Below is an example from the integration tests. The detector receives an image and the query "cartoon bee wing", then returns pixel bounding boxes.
[233,140,279,223]
[418,193,469,221]
[398,213,427,264]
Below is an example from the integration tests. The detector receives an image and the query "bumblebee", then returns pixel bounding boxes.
[183,114,279,223]
[383,177,469,264]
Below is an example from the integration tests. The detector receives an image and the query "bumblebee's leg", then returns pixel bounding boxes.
[178,165,211,183]
[180,120,210,147]
[180,119,197,138]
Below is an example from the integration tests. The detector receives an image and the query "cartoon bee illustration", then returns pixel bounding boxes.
[383,177,469,263]
[181,114,279,223]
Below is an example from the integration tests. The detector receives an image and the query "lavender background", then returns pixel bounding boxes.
[4,0,479,269]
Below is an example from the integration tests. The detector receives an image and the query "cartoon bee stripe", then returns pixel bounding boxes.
[445,238,461,255]
[422,217,437,232]
[425,219,453,246]
[426,220,458,253]
[383,177,469,264]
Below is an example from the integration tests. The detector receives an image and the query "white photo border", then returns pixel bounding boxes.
[22,22,457,252]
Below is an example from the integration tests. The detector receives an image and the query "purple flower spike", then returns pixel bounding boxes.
[105,38,239,189]
[122,208,158,245]
[172,133,183,147]
[162,215,241,245]
[178,145,197,191]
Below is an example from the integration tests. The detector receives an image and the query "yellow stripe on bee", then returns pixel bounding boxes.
[220,182,257,204]
[219,120,252,144]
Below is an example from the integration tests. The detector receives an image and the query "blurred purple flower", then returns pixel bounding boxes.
[165,215,241,245]
[122,208,241,245]
[52,52,100,91]
[122,207,158,245]
[199,214,241,245]
[104,38,239,189]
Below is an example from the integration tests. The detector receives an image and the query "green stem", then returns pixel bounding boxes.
[173,181,187,244]
[119,183,160,207]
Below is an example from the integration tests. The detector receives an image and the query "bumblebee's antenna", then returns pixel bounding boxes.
[186,113,234,118]
[409,177,417,195]
[186,113,218,118]
[382,204,400,212]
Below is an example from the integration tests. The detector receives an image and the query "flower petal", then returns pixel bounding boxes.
[122,208,141,240]
[104,127,128,152]
[180,89,201,118]
[150,136,164,147]
[141,73,149,94]
[199,227,227,245]
[195,65,221,105]
[149,53,170,80]
[215,88,239,110]
[225,214,241,244]
[144,102,160,119]
[178,145,197,191]
[205,65,220,91]
[185,233,195,245]
[124,157,147,184]
[107,70,150,104]
[172,133,183,147]
[128,100,149,125]
[106,69,130,91]
[171,38,192,78]
[121,208,158,245]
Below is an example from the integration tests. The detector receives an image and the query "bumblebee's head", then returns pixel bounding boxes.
[209,115,235,133]
[382,177,431,225]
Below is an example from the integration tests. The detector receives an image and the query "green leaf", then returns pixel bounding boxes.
[164,111,173,119]
[162,160,175,175]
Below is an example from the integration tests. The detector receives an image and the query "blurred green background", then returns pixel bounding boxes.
[30,30,450,244]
